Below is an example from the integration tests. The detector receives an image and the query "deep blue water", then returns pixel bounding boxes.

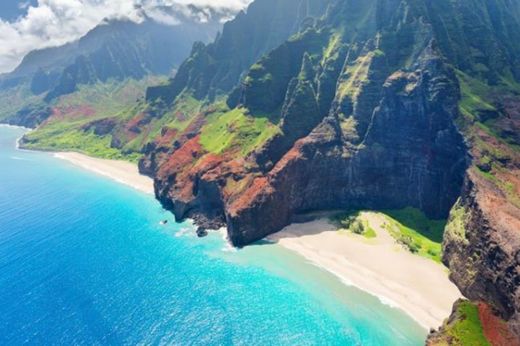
[0,125,426,345]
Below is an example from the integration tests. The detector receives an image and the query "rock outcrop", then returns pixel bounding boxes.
[143,0,469,245]
[139,0,520,341]
[443,170,520,339]
[226,53,467,245]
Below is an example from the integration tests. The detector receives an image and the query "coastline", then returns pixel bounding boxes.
[19,137,455,331]
[51,150,458,330]
[0,124,31,130]
[267,212,462,330]
[4,125,154,195]
[54,152,154,195]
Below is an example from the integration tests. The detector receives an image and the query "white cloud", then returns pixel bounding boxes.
[0,0,252,74]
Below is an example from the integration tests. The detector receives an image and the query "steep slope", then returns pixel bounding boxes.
[138,0,520,340]
[0,9,223,128]
[14,0,326,161]
[144,0,469,241]
[144,0,330,104]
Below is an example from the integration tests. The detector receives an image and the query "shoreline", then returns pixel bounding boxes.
[6,126,152,195]
[50,149,457,330]
[0,124,32,147]
[10,131,456,330]
[267,213,462,330]
[53,152,154,195]
[0,123,32,130]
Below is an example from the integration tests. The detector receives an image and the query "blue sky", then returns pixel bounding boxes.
[0,1,37,22]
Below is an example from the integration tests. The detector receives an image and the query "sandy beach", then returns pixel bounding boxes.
[54,152,154,195]
[52,150,458,330]
[268,212,462,330]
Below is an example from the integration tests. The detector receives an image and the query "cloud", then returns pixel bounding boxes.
[0,0,252,74]
[18,2,33,10]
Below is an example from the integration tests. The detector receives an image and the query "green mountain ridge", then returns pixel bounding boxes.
[137,1,520,343]
[0,10,225,128]
[6,0,520,343]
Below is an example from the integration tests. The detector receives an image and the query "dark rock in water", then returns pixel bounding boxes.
[196,227,208,238]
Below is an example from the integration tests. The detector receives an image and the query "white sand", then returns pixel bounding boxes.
[52,150,459,329]
[267,212,462,330]
[54,152,154,195]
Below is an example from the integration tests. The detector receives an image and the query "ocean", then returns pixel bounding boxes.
[0,125,426,345]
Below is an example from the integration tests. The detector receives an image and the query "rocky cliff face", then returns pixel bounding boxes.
[144,0,469,244]
[225,51,467,245]
[442,109,520,340]
[442,169,520,341]
[139,0,520,341]
[144,0,330,104]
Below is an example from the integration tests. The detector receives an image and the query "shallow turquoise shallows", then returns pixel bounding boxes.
[0,126,426,345]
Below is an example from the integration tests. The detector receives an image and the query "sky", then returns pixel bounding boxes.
[0,1,38,22]
[0,0,251,74]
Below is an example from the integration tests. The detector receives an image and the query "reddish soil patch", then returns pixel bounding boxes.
[191,154,225,177]
[478,303,520,346]
[270,139,306,175]
[155,128,179,147]
[50,105,96,120]
[183,115,206,135]
[125,113,145,131]
[229,177,271,215]
[158,135,203,178]
[175,111,187,122]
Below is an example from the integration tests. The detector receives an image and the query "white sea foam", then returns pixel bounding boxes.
[175,227,192,238]
[302,258,403,311]
[217,227,237,252]
[0,124,31,130]
[10,156,31,161]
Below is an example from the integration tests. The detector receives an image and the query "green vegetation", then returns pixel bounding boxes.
[383,208,446,242]
[457,71,497,121]
[435,301,490,346]
[200,107,280,156]
[331,211,377,239]
[456,69,519,187]
[381,208,446,262]
[19,78,165,162]
[59,78,161,117]
[456,70,520,148]
[321,32,343,63]
[339,115,359,141]
[331,208,445,259]
[336,52,373,102]
[23,125,140,162]
[0,84,45,122]
[444,200,469,243]
[122,92,208,154]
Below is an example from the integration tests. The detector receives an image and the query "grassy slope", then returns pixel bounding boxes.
[22,77,165,161]
[381,208,445,263]
[456,70,520,209]
[24,126,141,162]
[0,83,45,122]
[430,301,490,346]
[331,208,445,262]
[331,211,377,239]
[200,106,280,156]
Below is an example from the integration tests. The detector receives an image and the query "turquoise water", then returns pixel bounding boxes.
[0,125,426,345]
